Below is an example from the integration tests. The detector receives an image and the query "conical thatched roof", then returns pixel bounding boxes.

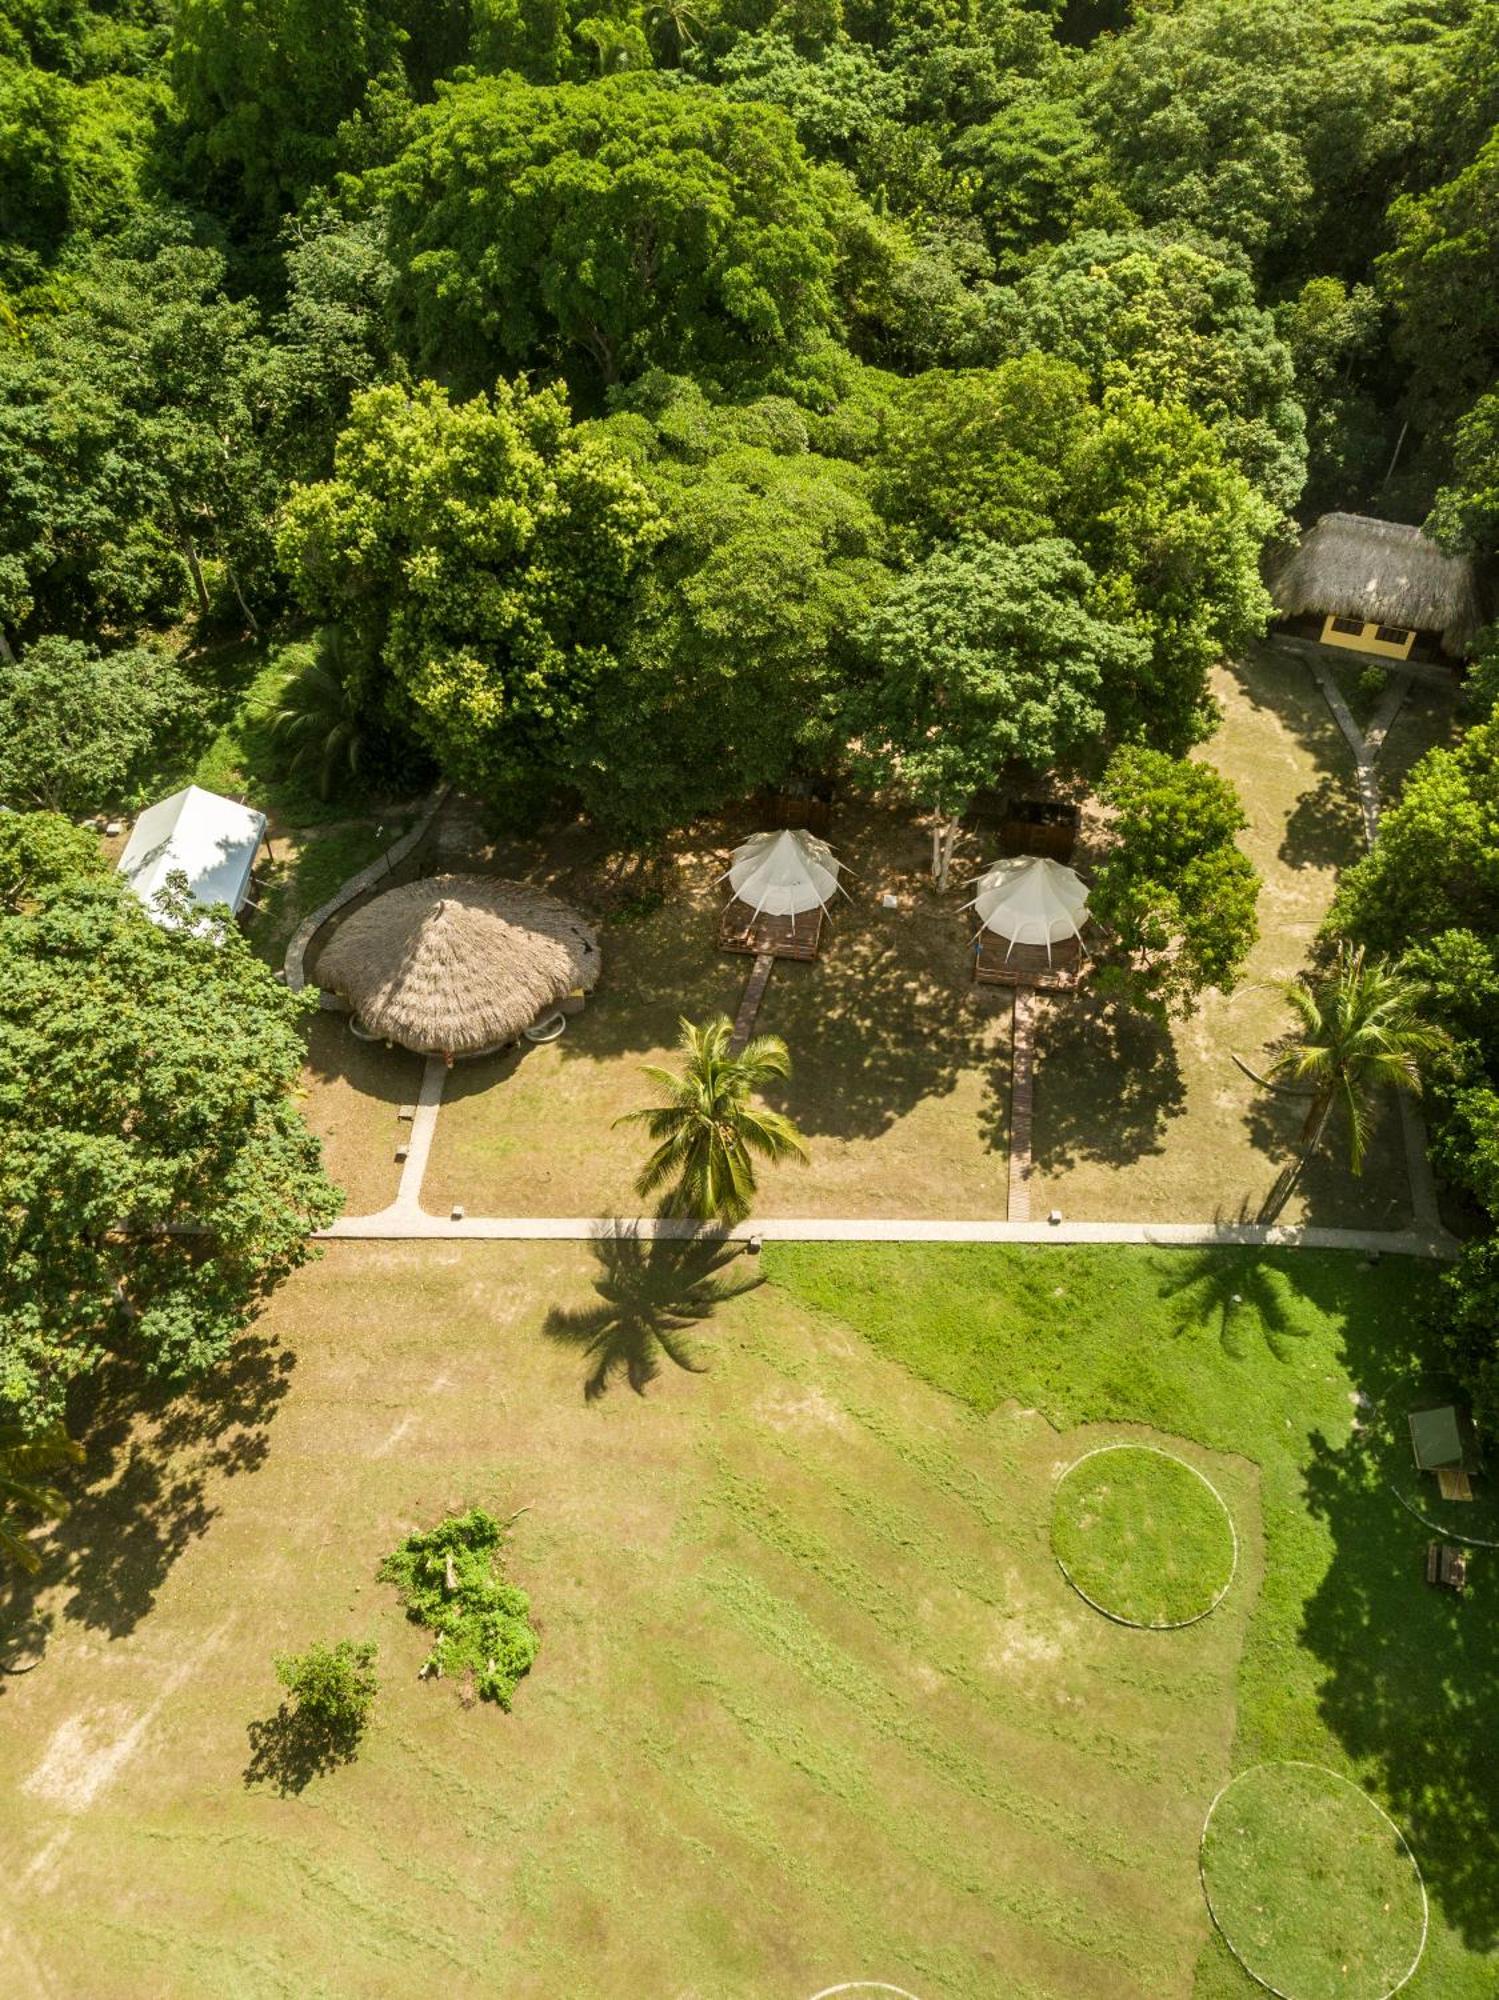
[316,874,600,1057]
[1271,512,1484,656]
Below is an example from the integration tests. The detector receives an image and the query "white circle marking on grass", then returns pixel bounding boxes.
[808,1986,924,1999]
[1051,1441,1239,1629]
[1198,1760,1429,2000]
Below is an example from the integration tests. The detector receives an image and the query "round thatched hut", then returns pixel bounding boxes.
[315,874,600,1059]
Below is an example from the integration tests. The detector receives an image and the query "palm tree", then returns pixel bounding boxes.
[1,1423,83,1573]
[1261,943,1446,1216]
[644,0,704,64]
[617,1016,809,1223]
[272,626,375,800]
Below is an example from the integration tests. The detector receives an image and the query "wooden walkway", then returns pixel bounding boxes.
[1007,988,1036,1222]
[730,953,776,1053]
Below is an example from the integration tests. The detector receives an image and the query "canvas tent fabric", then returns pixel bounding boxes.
[1408,1405,1481,1474]
[1271,513,1484,656]
[315,873,600,1057]
[723,829,841,918]
[117,784,266,926]
[965,856,1090,961]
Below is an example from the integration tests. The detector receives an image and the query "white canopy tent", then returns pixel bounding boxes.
[721,828,844,919]
[964,855,1090,963]
[117,784,266,930]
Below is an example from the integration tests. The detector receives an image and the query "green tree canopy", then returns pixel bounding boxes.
[171,0,408,229]
[1332,713,1499,952]
[846,535,1146,883]
[0,224,271,645]
[0,635,203,815]
[869,354,1094,552]
[1056,393,1276,750]
[1382,126,1499,435]
[0,808,107,915]
[0,864,341,1432]
[1088,744,1260,1016]
[578,372,890,832]
[279,374,662,805]
[378,70,840,394]
[989,226,1307,511]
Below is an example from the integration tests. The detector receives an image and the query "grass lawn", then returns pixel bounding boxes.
[2,1243,1495,1998]
[1031,646,1411,1227]
[1200,1761,1427,2000]
[1051,1444,1237,1628]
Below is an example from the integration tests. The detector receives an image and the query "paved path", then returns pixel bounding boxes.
[317,1210,1454,1256]
[729,953,776,1053]
[1007,988,1036,1222]
[391,1056,447,1215]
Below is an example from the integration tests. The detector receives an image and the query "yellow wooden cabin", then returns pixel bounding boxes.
[1271,512,1483,665]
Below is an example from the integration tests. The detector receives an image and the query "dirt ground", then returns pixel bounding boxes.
[421,800,1016,1221]
[1029,646,1431,1227]
[0,1244,1259,2000]
[292,644,1454,1227]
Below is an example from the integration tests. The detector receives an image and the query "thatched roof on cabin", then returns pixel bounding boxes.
[316,874,600,1056]
[1271,512,1484,656]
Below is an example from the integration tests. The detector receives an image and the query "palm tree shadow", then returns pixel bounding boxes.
[1156,1226,1312,1362]
[542,1225,764,1402]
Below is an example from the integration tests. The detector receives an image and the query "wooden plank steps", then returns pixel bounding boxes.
[1007,987,1036,1223]
[730,953,776,1053]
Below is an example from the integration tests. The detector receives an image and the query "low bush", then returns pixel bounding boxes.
[379,1507,539,1707]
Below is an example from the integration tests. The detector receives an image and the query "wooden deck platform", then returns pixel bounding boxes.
[720,898,824,962]
[973,932,1086,991]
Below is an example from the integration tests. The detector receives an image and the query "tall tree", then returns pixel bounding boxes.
[0,224,271,646]
[279,375,661,806]
[870,355,1095,553]
[0,863,342,1433]
[989,227,1308,511]
[846,536,1146,886]
[171,0,408,230]
[378,71,840,394]
[618,1016,809,1224]
[0,636,205,816]
[1088,745,1260,1016]
[582,374,891,833]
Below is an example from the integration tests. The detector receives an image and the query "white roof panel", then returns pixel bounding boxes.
[117,784,265,927]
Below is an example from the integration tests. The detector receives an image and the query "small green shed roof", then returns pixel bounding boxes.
[1409,1405,1475,1473]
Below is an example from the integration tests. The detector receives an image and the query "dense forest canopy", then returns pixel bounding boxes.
[3,0,1499,1428]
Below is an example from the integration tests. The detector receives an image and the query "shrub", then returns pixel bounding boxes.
[275,1637,378,1739]
[379,1507,538,1707]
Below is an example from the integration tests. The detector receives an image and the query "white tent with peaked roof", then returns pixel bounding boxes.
[117,784,266,929]
[722,828,843,919]
[964,856,1089,962]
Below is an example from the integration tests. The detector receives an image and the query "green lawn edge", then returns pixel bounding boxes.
[766,1241,1498,1999]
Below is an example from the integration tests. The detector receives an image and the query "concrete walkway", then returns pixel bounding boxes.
[390,1056,448,1216]
[317,1209,1454,1256]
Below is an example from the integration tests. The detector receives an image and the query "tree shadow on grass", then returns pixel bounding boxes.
[243,1701,363,1797]
[542,1225,764,1402]
[1300,1422,1499,1953]
[1030,994,1186,1174]
[0,1330,295,1671]
[1278,769,1366,873]
[1155,1238,1314,1361]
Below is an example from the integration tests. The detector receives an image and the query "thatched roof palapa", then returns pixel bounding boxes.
[316,874,600,1057]
[1271,512,1484,656]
